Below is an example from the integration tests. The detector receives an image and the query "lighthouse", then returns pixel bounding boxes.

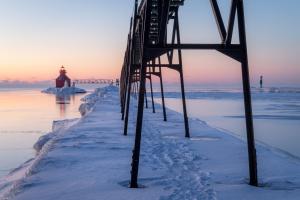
[56,66,71,88]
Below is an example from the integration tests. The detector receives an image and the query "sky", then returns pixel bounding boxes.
[0,0,299,87]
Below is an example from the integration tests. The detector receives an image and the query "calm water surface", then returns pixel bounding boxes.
[0,87,89,177]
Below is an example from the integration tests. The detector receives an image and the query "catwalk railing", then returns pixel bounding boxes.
[73,79,114,84]
[120,0,258,188]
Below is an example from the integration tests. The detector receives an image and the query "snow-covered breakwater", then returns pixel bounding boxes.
[1,85,300,200]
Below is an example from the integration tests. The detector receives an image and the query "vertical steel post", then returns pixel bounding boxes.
[158,57,167,121]
[237,0,258,186]
[123,73,132,136]
[130,59,147,188]
[123,0,138,135]
[122,66,129,120]
[130,0,151,187]
[133,76,137,99]
[145,85,148,108]
[175,10,190,138]
[149,74,155,113]
[135,81,138,98]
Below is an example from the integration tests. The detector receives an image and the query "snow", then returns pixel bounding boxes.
[1,86,300,199]
[42,87,86,95]
[33,119,79,152]
[79,87,111,116]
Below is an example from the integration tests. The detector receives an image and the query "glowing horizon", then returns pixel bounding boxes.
[0,0,299,86]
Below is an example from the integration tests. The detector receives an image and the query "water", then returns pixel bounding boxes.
[154,87,300,158]
[0,86,92,178]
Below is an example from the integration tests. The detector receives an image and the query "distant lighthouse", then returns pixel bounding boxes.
[56,66,71,88]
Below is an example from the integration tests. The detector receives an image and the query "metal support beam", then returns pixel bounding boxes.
[226,0,238,45]
[159,57,167,121]
[149,73,156,113]
[210,0,227,42]
[237,0,258,186]
[145,85,148,108]
[121,0,258,188]
[123,73,132,136]
[130,60,147,188]
[130,0,151,188]
[146,43,240,51]
[175,10,190,138]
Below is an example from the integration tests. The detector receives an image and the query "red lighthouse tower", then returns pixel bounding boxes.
[56,66,71,88]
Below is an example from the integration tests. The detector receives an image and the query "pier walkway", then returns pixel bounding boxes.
[4,86,300,200]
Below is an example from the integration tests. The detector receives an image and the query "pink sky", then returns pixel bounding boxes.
[0,0,299,87]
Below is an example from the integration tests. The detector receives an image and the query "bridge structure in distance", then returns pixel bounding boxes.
[73,79,114,84]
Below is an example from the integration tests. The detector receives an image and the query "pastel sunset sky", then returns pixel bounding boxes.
[0,0,299,86]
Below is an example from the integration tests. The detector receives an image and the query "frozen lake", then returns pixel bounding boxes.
[0,86,97,178]
[154,86,300,158]
[1,84,299,180]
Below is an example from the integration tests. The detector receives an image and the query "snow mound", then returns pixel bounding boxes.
[34,119,79,152]
[0,118,79,199]
[42,87,86,95]
[79,85,118,116]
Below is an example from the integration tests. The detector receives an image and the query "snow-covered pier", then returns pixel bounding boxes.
[1,86,300,200]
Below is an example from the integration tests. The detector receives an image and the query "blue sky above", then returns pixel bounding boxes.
[0,0,299,87]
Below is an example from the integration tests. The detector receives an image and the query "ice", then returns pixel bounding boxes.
[41,87,86,95]
[79,86,116,116]
[0,85,300,199]
[34,119,79,152]
[152,87,300,101]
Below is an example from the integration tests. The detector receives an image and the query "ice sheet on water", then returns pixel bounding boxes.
[152,86,300,101]
[225,114,300,120]
[41,87,86,95]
